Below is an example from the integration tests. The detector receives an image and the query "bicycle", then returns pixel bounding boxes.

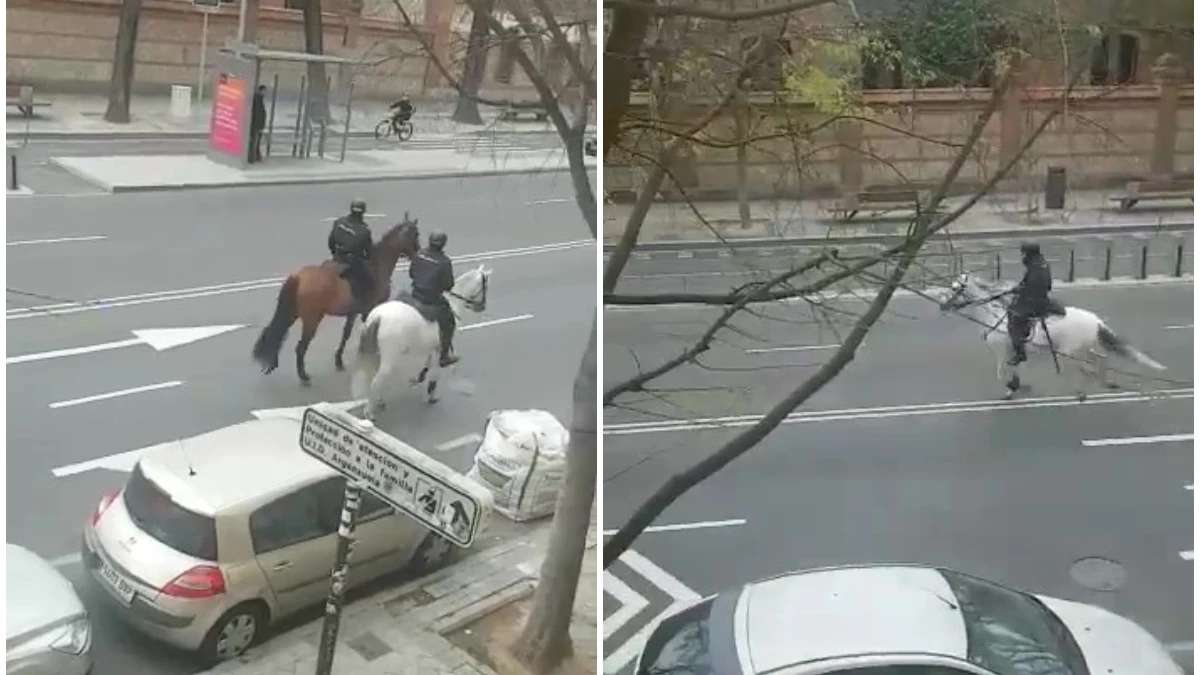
[374,116,414,142]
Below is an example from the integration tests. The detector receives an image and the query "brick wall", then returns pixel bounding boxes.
[606,85,1194,199]
[5,0,544,101]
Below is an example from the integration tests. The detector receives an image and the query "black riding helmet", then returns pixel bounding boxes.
[429,231,448,251]
[350,199,367,215]
[1020,241,1040,258]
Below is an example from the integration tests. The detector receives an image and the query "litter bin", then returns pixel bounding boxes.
[1045,166,1067,210]
[170,85,193,121]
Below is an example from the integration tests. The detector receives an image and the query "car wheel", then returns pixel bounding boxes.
[199,602,267,666]
[406,532,453,577]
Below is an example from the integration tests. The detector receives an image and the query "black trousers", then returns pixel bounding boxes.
[416,294,456,354]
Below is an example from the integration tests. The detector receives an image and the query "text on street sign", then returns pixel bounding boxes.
[299,404,492,548]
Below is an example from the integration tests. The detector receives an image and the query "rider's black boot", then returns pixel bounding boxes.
[439,341,459,367]
[1008,343,1026,366]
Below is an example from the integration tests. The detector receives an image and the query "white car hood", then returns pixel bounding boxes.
[1036,595,1182,674]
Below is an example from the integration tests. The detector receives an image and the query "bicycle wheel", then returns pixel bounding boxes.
[397,121,414,142]
[374,119,394,141]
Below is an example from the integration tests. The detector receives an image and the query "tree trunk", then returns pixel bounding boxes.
[511,318,597,674]
[602,0,655,158]
[104,0,144,124]
[734,92,752,229]
[453,0,495,125]
[302,0,330,122]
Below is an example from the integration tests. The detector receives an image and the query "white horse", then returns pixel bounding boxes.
[937,273,1165,400]
[352,265,491,418]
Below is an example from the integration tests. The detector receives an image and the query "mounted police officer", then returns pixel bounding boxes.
[1008,241,1053,364]
[409,231,459,367]
[328,199,374,313]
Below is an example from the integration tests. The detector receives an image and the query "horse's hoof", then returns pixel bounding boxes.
[1105,381,1120,390]
[409,378,421,386]
[427,395,439,404]
[1077,393,1088,402]
[1003,389,1017,401]
[335,360,345,372]
[299,377,312,388]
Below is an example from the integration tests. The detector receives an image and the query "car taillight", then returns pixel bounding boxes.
[90,490,120,526]
[162,565,226,599]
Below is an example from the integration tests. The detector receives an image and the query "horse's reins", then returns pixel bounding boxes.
[949,285,1061,374]
[447,274,487,312]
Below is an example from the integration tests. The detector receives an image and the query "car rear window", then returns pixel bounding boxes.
[637,597,716,675]
[123,465,218,561]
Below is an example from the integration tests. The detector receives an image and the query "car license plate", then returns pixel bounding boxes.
[99,559,136,606]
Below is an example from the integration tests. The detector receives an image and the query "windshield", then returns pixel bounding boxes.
[123,465,218,561]
[941,570,1088,675]
[636,597,716,675]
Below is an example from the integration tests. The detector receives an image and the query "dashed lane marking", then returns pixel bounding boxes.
[1080,433,1194,447]
[601,519,746,536]
[435,433,483,452]
[49,380,184,409]
[8,235,105,246]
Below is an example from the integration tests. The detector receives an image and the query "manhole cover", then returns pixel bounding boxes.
[1069,557,1127,591]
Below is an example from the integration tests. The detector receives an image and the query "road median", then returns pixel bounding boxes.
[50,150,593,193]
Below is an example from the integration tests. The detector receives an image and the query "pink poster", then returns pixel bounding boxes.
[209,73,246,155]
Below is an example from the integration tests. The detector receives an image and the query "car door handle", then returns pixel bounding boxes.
[273,561,293,571]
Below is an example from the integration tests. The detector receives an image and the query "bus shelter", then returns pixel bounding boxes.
[206,40,359,170]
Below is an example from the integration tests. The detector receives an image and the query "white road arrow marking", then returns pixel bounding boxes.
[250,399,364,421]
[604,550,701,674]
[7,324,245,365]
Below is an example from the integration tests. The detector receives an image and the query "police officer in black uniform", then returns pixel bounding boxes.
[1008,241,1053,364]
[409,231,458,367]
[328,199,374,312]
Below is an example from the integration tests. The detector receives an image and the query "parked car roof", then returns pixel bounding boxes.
[136,417,336,516]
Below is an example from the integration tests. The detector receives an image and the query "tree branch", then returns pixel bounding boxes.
[603,0,838,21]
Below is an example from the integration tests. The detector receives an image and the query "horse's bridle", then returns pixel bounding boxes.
[448,273,488,312]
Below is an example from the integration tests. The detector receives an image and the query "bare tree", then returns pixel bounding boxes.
[452,0,497,124]
[104,0,144,123]
[302,0,331,121]
[393,0,596,671]
[601,0,1123,568]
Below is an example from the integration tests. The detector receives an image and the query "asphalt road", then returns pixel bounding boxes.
[8,131,567,195]
[6,172,595,674]
[609,230,1194,298]
[601,279,1194,674]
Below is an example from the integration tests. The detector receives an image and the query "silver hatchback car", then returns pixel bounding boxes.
[81,417,455,665]
[6,544,93,675]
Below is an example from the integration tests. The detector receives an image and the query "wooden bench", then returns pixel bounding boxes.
[1111,176,1194,211]
[6,83,51,118]
[829,188,933,222]
[498,104,548,122]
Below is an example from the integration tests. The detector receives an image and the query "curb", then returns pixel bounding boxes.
[6,124,577,143]
[48,157,594,193]
[602,220,1195,254]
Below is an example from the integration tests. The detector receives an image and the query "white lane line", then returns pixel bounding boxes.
[7,235,107,246]
[1179,550,1194,561]
[49,380,184,409]
[605,550,702,674]
[461,314,533,330]
[1163,323,1192,330]
[435,433,483,452]
[602,519,746,536]
[1081,433,1194,447]
[602,571,649,639]
[1185,484,1193,491]
[321,213,388,221]
[7,240,590,320]
[1167,641,1194,653]
[51,553,83,568]
[604,276,1195,313]
[606,388,1194,436]
[746,344,840,354]
[526,198,572,205]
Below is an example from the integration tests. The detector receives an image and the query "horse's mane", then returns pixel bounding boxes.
[380,220,416,244]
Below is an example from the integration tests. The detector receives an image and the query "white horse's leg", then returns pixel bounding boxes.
[1094,351,1119,389]
[426,352,443,404]
[412,353,431,386]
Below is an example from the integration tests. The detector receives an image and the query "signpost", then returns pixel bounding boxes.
[298,402,493,675]
[192,0,219,102]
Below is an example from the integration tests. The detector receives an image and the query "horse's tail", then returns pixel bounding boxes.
[1098,323,1166,370]
[351,311,382,400]
[252,275,299,369]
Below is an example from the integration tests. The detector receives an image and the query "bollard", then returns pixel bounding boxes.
[1175,243,1185,277]
[1139,242,1149,279]
[1067,247,1076,282]
[1103,244,1113,281]
[994,253,1002,282]
[7,151,17,191]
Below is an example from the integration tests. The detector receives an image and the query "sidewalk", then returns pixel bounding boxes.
[50,147,595,192]
[200,519,597,675]
[5,93,566,139]
[603,190,1195,244]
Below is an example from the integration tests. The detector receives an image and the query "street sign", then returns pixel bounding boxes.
[299,403,493,548]
[192,0,220,8]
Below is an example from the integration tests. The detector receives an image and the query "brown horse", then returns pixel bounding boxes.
[252,214,420,385]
